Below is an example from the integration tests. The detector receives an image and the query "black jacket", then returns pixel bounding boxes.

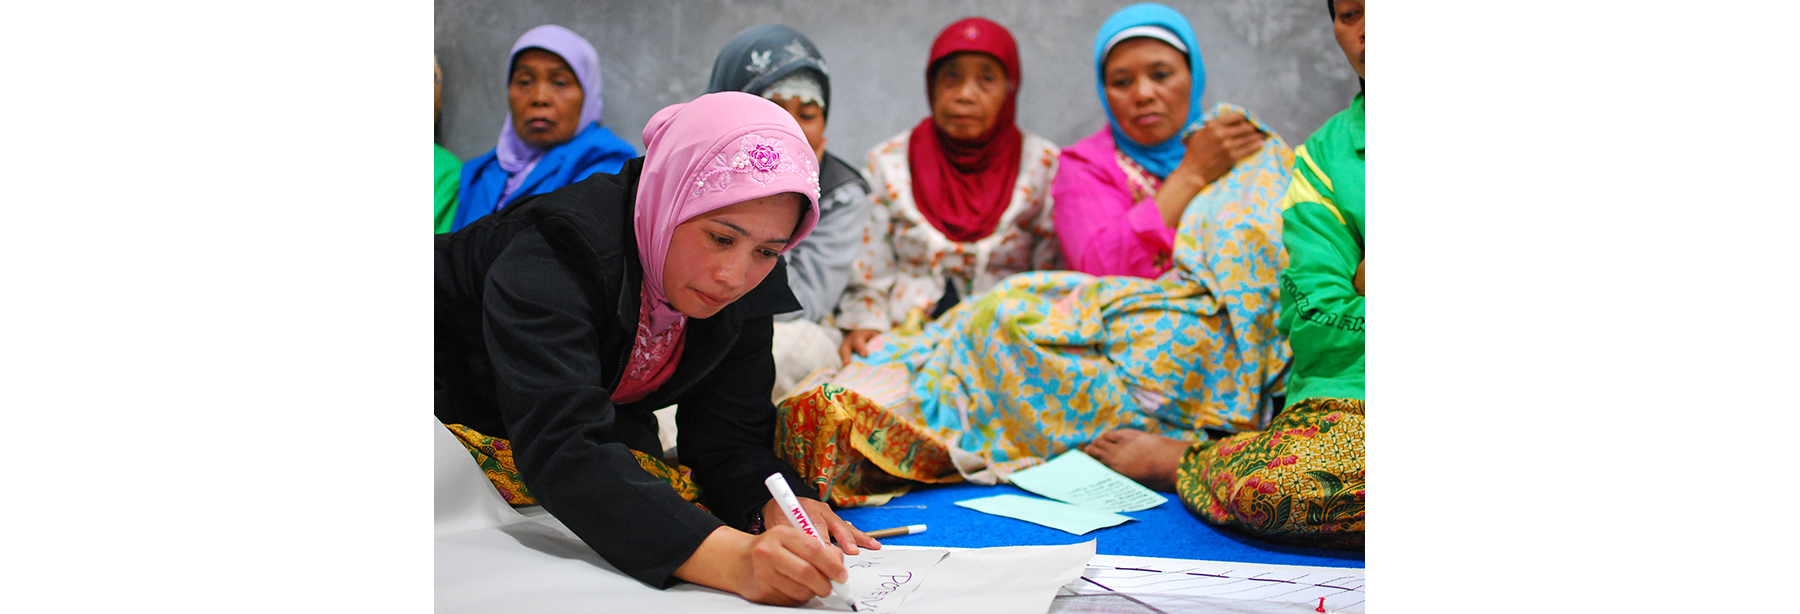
[435,157,812,587]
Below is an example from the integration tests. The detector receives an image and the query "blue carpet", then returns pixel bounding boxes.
[833,482,1363,569]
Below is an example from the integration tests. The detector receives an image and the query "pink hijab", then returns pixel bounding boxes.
[611,91,822,404]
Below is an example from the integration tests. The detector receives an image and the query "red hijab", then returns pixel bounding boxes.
[907,17,1024,243]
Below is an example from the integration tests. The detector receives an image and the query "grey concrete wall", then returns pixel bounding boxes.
[435,0,1359,168]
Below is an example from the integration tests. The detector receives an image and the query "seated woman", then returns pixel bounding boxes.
[449,24,637,232]
[435,92,879,605]
[834,17,1062,366]
[773,8,1298,507]
[705,24,874,401]
[1089,0,1366,549]
[1053,2,1267,279]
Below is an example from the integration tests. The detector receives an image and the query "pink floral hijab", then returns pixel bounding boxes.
[610,91,822,404]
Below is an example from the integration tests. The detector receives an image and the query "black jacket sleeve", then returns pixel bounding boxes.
[674,312,812,530]
[482,229,723,588]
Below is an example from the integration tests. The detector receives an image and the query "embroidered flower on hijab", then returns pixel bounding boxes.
[745,142,782,172]
[783,39,814,64]
[691,134,819,199]
[747,50,773,75]
[731,135,795,182]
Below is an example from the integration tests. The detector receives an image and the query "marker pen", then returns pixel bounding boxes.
[765,474,851,608]
[764,473,827,545]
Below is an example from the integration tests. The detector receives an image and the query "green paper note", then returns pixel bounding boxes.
[955,494,1134,535]
[1008,449,1170,513]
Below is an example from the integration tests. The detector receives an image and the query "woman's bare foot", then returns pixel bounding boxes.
[1084,429,1194,492]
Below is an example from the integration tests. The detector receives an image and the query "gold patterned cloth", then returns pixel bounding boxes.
[1175,397,1364,548]
[776,380,967,507]
[444,423,705,511]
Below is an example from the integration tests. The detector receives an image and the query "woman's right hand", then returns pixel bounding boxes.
[674,525,848,607]
[838,329,883,366]
[1156,113,1266,228]
[1178,112,1266,186]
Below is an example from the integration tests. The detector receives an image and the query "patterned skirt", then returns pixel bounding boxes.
[443,423,705,512]
[775,382,965,507]
[1176,397,1364,549]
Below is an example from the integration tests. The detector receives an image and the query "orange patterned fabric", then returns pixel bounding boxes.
[445,423,704,511]
[1175,397,1364,549]
[774,383,964,507]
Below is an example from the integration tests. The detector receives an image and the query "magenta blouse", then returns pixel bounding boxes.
[1051,128,1179,279]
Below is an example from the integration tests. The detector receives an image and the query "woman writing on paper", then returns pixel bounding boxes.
[436,92,879,604]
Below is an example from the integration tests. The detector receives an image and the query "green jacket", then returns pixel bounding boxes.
[1278,93,1364,401]
[434,143,462,234]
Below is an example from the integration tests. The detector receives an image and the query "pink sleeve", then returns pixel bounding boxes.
[1052,145,1177,279]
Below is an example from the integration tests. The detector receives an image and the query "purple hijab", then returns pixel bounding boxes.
[494,25,607,205]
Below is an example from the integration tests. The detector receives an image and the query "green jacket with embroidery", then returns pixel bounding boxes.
[1278,93,1365,402]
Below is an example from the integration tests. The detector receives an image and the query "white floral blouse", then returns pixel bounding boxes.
[835,130,1062,332]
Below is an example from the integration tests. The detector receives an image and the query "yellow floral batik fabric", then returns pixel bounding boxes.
[444,423,704,511]
[779,104,1294,500]
[1175,397,1364,549]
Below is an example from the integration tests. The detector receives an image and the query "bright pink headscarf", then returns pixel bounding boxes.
[611,91,822,404]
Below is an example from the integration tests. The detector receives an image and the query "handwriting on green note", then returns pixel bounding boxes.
[1008,449,1169,513]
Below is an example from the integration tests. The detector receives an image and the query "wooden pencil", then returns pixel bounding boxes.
[864,524,927,539]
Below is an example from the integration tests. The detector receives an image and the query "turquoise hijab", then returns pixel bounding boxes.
[1093,3,1206,179]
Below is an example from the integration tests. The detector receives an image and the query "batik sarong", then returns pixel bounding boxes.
[1175,397,1364,549]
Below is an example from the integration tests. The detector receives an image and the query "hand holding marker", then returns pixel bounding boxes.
[764,473,828,544]
[764,473,852,607]
[765,473,928,544]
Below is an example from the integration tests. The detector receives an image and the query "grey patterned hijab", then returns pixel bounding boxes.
[706,24,832,120]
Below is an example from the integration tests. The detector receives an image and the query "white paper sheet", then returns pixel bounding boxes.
[894,541,1097,614]
[1059,554,1366,614]
[808,548,951,612]
[437,418,783,614]
[437,418,1096,613]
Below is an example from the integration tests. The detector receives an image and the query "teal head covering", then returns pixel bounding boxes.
[1093,3,1206,179]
